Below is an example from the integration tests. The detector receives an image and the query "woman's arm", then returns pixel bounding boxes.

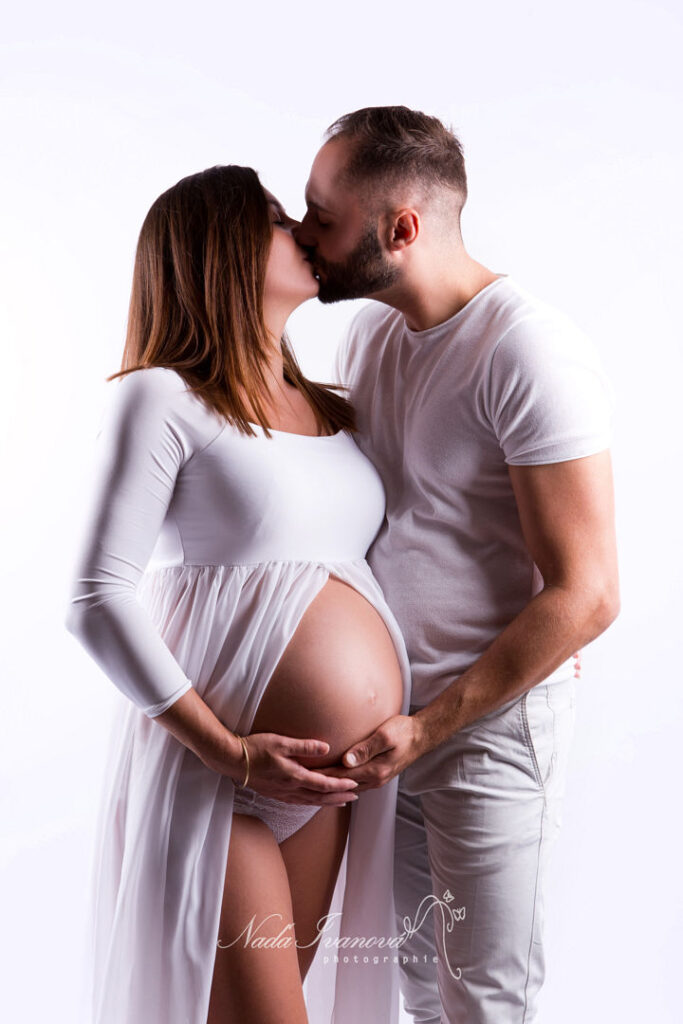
[65,369,200,710]
[64,368,243,778]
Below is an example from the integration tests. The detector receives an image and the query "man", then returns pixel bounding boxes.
[294,106,619,1024]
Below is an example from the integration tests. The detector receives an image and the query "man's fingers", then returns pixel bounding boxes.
[316,762,388,790]
[342,728,391,768]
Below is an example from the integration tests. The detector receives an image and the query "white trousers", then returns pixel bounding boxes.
[394,677,576,1024]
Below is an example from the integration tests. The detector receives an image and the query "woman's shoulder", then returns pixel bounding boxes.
[108,365,190,402]
[103,366,226,452]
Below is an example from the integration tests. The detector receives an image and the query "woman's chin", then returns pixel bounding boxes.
[290,279,321,309]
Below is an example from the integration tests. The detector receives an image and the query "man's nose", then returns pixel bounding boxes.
[293,218,315,249]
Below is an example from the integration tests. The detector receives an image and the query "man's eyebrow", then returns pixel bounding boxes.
[305,196,334,215]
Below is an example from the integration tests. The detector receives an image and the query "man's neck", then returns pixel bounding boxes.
[372,254,502,333]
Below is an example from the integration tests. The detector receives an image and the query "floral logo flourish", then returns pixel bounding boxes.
[397,889,466,980]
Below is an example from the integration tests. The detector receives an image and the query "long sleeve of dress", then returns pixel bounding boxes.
[64,366,223,717]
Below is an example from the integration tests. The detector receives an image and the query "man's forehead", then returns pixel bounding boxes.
[305,139,354,210]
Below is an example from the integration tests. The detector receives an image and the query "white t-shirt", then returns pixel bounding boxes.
[334,274,614,707]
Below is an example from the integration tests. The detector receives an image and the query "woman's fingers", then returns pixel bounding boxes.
[243,732,357,798]
[278,736,330,758]
[281,790,359,806]
[289,764,358,792]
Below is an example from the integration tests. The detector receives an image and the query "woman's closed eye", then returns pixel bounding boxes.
[273,212,295,229]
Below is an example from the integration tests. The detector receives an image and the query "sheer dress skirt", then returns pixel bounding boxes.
[84,557,413,1024]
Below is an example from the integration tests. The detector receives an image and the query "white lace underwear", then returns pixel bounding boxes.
[232,785,322,844]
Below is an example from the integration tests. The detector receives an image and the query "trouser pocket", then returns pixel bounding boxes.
[520,690,545,788]
[519,679,577,793]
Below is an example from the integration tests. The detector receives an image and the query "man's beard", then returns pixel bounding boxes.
[312,223,400,304]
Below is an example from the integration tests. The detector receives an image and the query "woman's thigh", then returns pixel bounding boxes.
[279,802,352,979]
[207,813,309,1024]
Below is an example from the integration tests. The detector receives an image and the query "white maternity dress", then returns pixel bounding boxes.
[65,366,412,1024]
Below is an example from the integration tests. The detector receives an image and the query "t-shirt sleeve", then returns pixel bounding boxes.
[64,368,198,717]
[485,314,615,465]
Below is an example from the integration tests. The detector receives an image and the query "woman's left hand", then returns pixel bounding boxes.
[314,714,425,791]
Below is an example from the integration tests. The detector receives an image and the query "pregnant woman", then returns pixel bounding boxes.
[64,166,411,1024]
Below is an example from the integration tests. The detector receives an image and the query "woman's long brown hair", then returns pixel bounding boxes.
[108,165,355,437]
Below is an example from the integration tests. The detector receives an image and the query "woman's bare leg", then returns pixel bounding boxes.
[279,803,352,979]
[207,813,309,1024]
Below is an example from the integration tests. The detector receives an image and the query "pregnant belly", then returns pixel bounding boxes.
[250,577,404,768]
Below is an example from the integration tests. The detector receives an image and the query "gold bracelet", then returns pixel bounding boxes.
[233,733,250,789]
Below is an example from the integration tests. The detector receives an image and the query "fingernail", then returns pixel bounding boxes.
[346,753,357,766]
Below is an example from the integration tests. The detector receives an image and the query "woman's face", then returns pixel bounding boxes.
[263,189,319,312]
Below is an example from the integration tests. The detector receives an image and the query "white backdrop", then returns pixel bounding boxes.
[1,2,682,1022]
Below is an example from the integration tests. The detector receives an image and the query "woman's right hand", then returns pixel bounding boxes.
[214,731,360,806]
[153,688,357,805]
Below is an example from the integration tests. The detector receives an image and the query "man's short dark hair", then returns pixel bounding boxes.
[324,105,467,214]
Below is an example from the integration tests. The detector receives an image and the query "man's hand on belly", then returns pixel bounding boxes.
[313,714,429,790]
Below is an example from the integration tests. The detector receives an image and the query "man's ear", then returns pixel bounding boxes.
[385,208,420,251]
